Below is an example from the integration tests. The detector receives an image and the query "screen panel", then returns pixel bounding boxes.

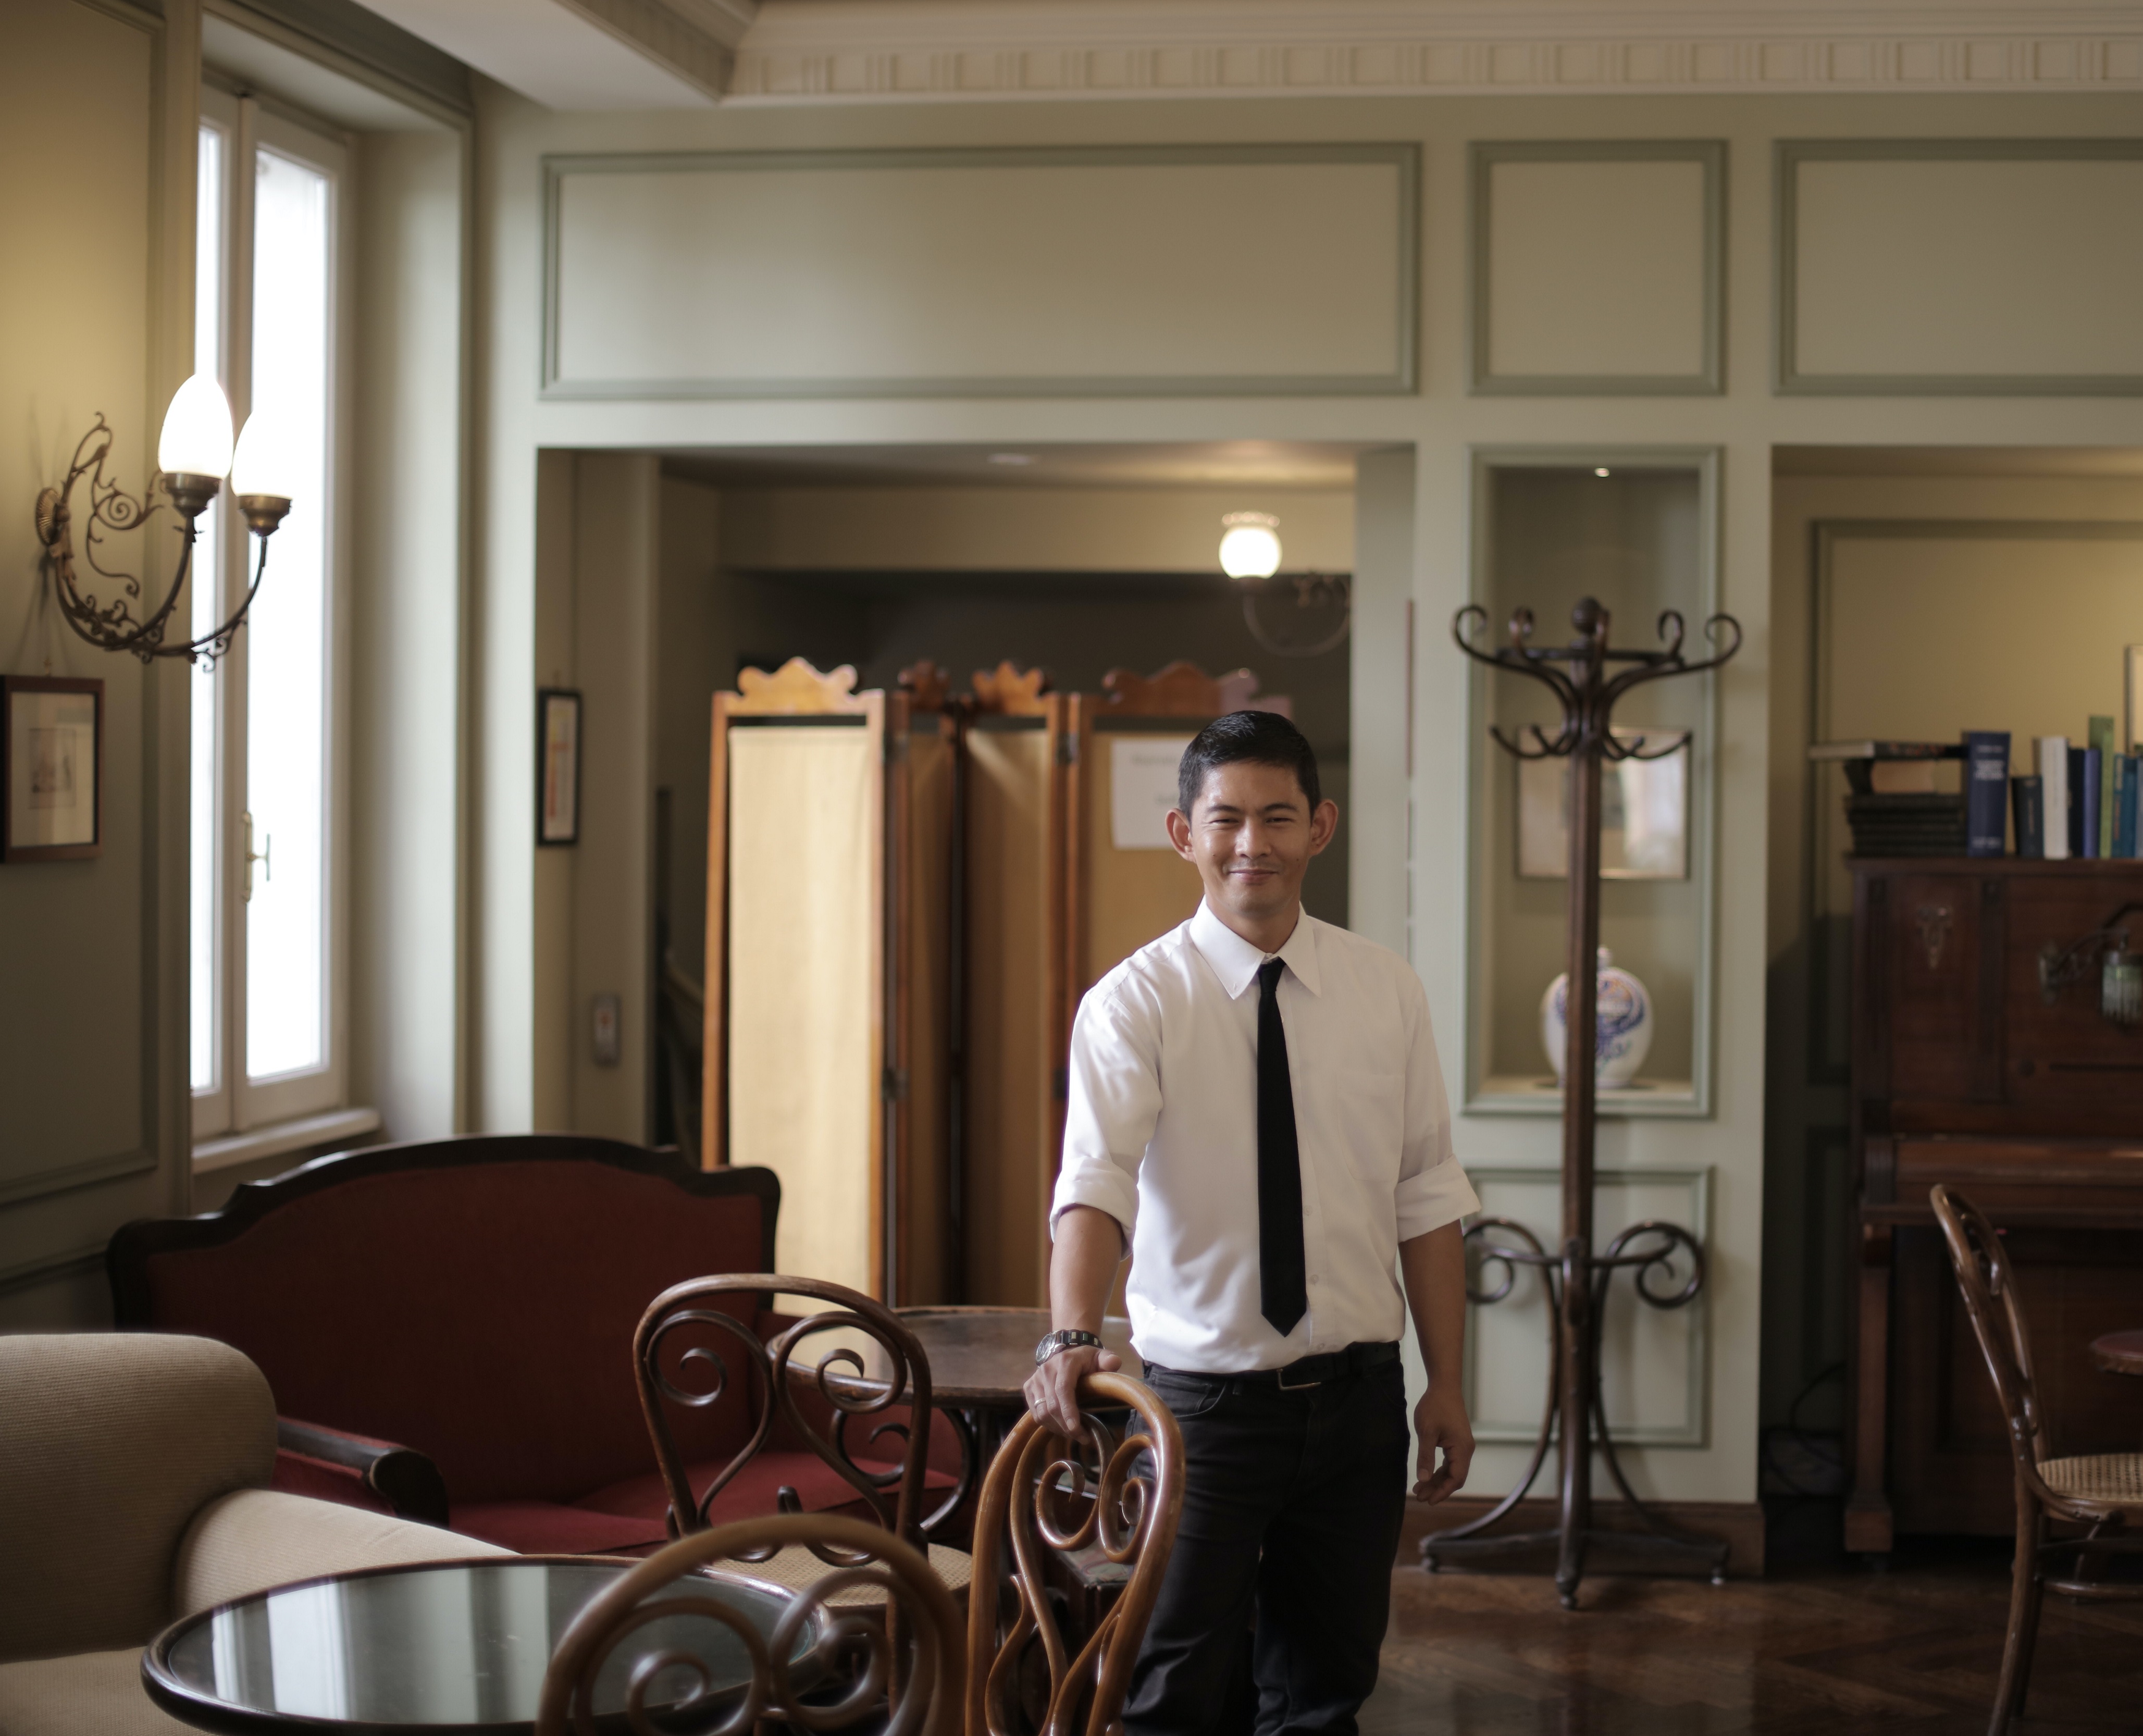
[727,725,879,1294]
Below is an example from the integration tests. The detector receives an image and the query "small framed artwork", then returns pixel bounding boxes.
[538,688,581,847]
[1517,726,1690,881]
[3,676,103,863]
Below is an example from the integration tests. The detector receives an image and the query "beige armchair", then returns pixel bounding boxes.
[0,1333,511,1736]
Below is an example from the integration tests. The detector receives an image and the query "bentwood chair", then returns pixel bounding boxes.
[968,1372,1184,1736]
[1930,1184,2143,1735]
[634,1275,973,1601]
[535,1512,965,1736]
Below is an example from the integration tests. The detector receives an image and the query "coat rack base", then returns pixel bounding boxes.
[1416,1214,1730,1608]
[1420,1523,1729,1609]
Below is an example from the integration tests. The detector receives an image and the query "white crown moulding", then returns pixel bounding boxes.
[726,1,2143,102]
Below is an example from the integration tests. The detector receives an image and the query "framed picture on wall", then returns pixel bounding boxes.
[3,676,104,863]
[1517,726,1690,881]
[537,688,581,846]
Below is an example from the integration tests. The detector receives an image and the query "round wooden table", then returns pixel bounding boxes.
[2089,1330,2143,1377]
[808,1306,1137,1523]
[887,1306,1137,1404]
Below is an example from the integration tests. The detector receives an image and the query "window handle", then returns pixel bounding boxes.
[242,810,271,902]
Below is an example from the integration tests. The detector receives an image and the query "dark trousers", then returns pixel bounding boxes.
[1124,1355,1408,1736]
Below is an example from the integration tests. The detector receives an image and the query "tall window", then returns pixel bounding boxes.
[192,90,348,1138]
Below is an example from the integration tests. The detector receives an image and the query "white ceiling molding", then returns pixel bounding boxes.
[351,0,738,107]
[556,0,733,98]
[660,0,758,47]
[728,1,2143,103]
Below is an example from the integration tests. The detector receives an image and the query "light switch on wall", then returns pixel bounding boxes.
[591,993,621,1067]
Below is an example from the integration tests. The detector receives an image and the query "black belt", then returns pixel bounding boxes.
[1145,1340,1399,1394]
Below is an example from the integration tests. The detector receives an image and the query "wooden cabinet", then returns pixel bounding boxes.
[1847,859,2143,1552]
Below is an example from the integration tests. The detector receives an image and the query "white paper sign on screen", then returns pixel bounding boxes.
[1110,736,1194,850]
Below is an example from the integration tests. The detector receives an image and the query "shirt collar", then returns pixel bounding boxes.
[1188,900,1323,999]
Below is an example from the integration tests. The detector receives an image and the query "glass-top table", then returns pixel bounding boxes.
[143,1556,817,1736]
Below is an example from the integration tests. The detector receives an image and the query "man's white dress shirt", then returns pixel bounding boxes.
[1051,900,1480,1374]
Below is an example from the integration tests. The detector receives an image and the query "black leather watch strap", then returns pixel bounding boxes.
[1034,1328,1105,1365]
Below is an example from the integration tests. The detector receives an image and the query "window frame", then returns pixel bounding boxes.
[191,84,356,1144]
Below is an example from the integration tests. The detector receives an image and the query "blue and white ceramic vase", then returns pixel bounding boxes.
[1540,948,1653,1088]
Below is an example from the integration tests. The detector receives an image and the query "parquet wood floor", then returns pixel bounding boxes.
[1359,1534,2143,1735]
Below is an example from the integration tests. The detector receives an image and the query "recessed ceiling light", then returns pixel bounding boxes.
[988,452,1036,466]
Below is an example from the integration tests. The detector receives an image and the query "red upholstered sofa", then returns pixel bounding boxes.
[107,1135,951,1555]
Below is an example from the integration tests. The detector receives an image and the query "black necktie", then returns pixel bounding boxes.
[1256,958,1308,1335]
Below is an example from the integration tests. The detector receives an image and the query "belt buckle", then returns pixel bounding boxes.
[1276,1360,1321,1392]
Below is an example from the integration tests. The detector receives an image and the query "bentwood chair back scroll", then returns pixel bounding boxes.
[634,1275,974,1599]
[535,1512,965,1736]
[968,1372,1185,1736]
[1929,1184,2143,1736]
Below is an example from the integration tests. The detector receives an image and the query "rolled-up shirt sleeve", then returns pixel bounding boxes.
[1394,975,1480,1241]
[1050,983,1161,1245]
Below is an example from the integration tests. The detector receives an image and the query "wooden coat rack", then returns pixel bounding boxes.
[1422,598,1740,1608]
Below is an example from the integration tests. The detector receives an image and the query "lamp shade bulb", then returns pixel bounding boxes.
[231,415,296,502]
[158,373,234,480]
[1219,513,1282,580]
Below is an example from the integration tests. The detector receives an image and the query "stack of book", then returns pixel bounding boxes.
[1808,741,1967,857]
[1841,791,1968,857]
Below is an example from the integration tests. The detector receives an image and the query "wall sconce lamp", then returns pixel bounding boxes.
[34,374,292,668]
[1218,511,1351,659]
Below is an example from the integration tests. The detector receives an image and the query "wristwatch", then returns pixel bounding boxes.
[1034,1329,1105,1365]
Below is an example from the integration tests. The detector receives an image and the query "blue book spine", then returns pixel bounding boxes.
[1964,731,2010,855]
[2070,747,2088,857]
[2082,747,2103,858]
[2121,755,2140,859]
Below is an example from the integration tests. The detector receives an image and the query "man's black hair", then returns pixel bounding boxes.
[1176,710,1321,817]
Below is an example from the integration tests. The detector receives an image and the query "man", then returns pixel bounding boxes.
[1024,709,1478,1736]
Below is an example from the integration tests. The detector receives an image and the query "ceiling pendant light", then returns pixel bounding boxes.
[1218,511,1283,579]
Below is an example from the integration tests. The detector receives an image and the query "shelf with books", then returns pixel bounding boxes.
[1809,731,2143,864]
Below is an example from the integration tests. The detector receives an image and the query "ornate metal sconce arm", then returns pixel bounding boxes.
[1239,571,1351,659]
[34,413,275,669]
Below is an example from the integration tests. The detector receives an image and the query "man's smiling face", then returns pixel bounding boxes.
[1166,758,1338,934]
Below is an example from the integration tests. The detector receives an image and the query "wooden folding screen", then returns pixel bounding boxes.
[703,658,956,1304]
[703,657,1285,1309]
[893,664,957,1305]
[953,659,1290,1305]
[959,662,1068,1307]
